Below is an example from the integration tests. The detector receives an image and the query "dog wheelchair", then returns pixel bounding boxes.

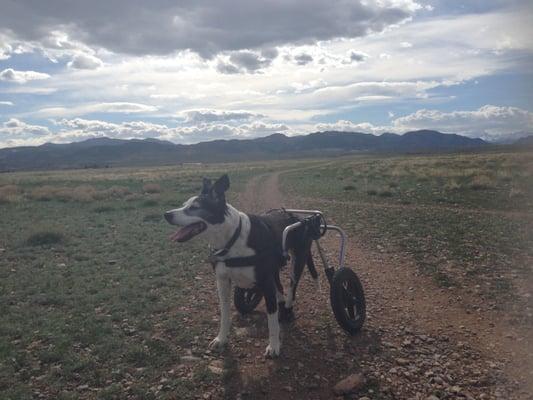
[234,209,366,335]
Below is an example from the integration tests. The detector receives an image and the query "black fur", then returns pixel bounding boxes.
[243,210,315,318]
[186,175,229,224]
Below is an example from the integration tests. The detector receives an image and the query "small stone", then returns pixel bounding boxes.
[396,357,410,366]
[181,355,201,363]
[427,395,440,400]
[333,373,366,395]
[108,260,117,265]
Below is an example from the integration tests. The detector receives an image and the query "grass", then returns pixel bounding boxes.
[281,150,533,320]
[0,153,531,398]
[0,159,310,399]
[26,230,64,246]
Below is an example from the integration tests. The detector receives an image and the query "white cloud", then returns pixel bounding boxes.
[0,118,50,136]
[392,105,533,140]
[0,101,14,106]
[68,53,103,69]
[180,109,264,123]
[314,120,391,135]
[34,102,157,118]
[313,105,533,141]
[0,68,50,84]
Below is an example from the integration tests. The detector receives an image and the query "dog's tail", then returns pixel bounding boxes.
[306,251,318,280]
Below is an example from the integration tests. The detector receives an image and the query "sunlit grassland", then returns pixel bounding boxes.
[0,160,310,399]
[281,151,533,322]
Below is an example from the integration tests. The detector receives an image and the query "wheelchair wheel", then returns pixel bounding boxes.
[234,287,263,314]
[330,267,366,335]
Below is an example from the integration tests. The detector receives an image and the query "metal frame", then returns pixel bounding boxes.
[282,209,347,269]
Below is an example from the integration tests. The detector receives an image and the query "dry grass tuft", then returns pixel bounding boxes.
[509,187,525,199]
[142,183,162,194]
[444,180,461,190]
[0,184,22,203]
[469,175,496,191]
[28,184,131,202]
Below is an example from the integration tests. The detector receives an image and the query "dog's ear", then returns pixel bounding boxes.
[201,177,212,194]
[212,174,230,196]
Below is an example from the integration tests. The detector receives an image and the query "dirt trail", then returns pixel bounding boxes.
[227,170,533,400]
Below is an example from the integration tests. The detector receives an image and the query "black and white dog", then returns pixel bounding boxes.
[164,174,317,357]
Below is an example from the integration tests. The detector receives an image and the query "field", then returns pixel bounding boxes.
[1,150,532,399]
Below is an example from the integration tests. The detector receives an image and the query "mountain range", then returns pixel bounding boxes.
[0,129,525,172]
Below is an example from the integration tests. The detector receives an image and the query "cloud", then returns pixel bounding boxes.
[34,102,157,118]
[181,109,264,124]
[0,116,290,148]
[68,53,103,69]
[348,51,369,62]
[0,101,14,106]
[0,0,419,57]
[217,50,276,74]
[392,105,533,140]
[314,105,533,141]
[314,120,390,135]
[1,118,50,136]
[0,68,50,84]
[294,53,314,65]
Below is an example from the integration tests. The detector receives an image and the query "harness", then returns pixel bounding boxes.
[208,217,286,268]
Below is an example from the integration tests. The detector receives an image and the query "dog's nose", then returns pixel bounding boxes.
[164,211,174,223]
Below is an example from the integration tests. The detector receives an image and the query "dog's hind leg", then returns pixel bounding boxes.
[283,250,306,314]
[209,263,232,350]
[261,277,281,357]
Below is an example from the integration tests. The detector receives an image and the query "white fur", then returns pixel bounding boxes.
[209,262,232,349]
[167,198,284,357]
[265,312,281,357]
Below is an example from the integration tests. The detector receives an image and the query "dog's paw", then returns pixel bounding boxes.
[208,336,227,350]
[264,343,280,358]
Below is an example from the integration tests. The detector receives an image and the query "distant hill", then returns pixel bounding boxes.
[512,135,533,146]
[0,130,488,171]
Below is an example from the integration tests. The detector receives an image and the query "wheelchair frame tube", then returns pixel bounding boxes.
[281,209,347,269]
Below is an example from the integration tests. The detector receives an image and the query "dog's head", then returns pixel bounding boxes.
[164,174,230,242]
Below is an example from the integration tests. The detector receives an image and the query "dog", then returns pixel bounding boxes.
[164,174,317,357]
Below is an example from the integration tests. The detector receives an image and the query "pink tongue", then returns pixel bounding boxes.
[170,225,194,242]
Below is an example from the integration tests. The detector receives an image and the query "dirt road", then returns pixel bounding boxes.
[229,170,532,399]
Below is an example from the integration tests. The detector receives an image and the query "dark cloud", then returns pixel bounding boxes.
[349,50,368,62]
[217,50,275,74]
[294,53,314,65]
[0,1,416,57]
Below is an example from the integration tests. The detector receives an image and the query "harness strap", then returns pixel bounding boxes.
[211,217,242,258]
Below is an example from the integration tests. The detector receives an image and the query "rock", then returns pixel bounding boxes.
[427,395,440,400]
[181,355,202,363]
[333,373,366,395]
[108,260,117,265]
[396,357,410,366]
[208,360,224,375]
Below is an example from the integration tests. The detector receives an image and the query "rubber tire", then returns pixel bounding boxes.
[234,287,263,315]
[330,267,366,335]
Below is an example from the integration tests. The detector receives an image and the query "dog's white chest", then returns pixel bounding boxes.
[223,265,256,289]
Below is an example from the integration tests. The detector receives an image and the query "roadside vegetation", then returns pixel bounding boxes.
[281,151,533,324]
[0,161,304,399]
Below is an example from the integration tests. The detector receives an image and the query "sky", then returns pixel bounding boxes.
[0,0,532,148]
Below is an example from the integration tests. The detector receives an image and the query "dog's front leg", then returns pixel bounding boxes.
[263,282,281,357]
[209,263,231,350]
